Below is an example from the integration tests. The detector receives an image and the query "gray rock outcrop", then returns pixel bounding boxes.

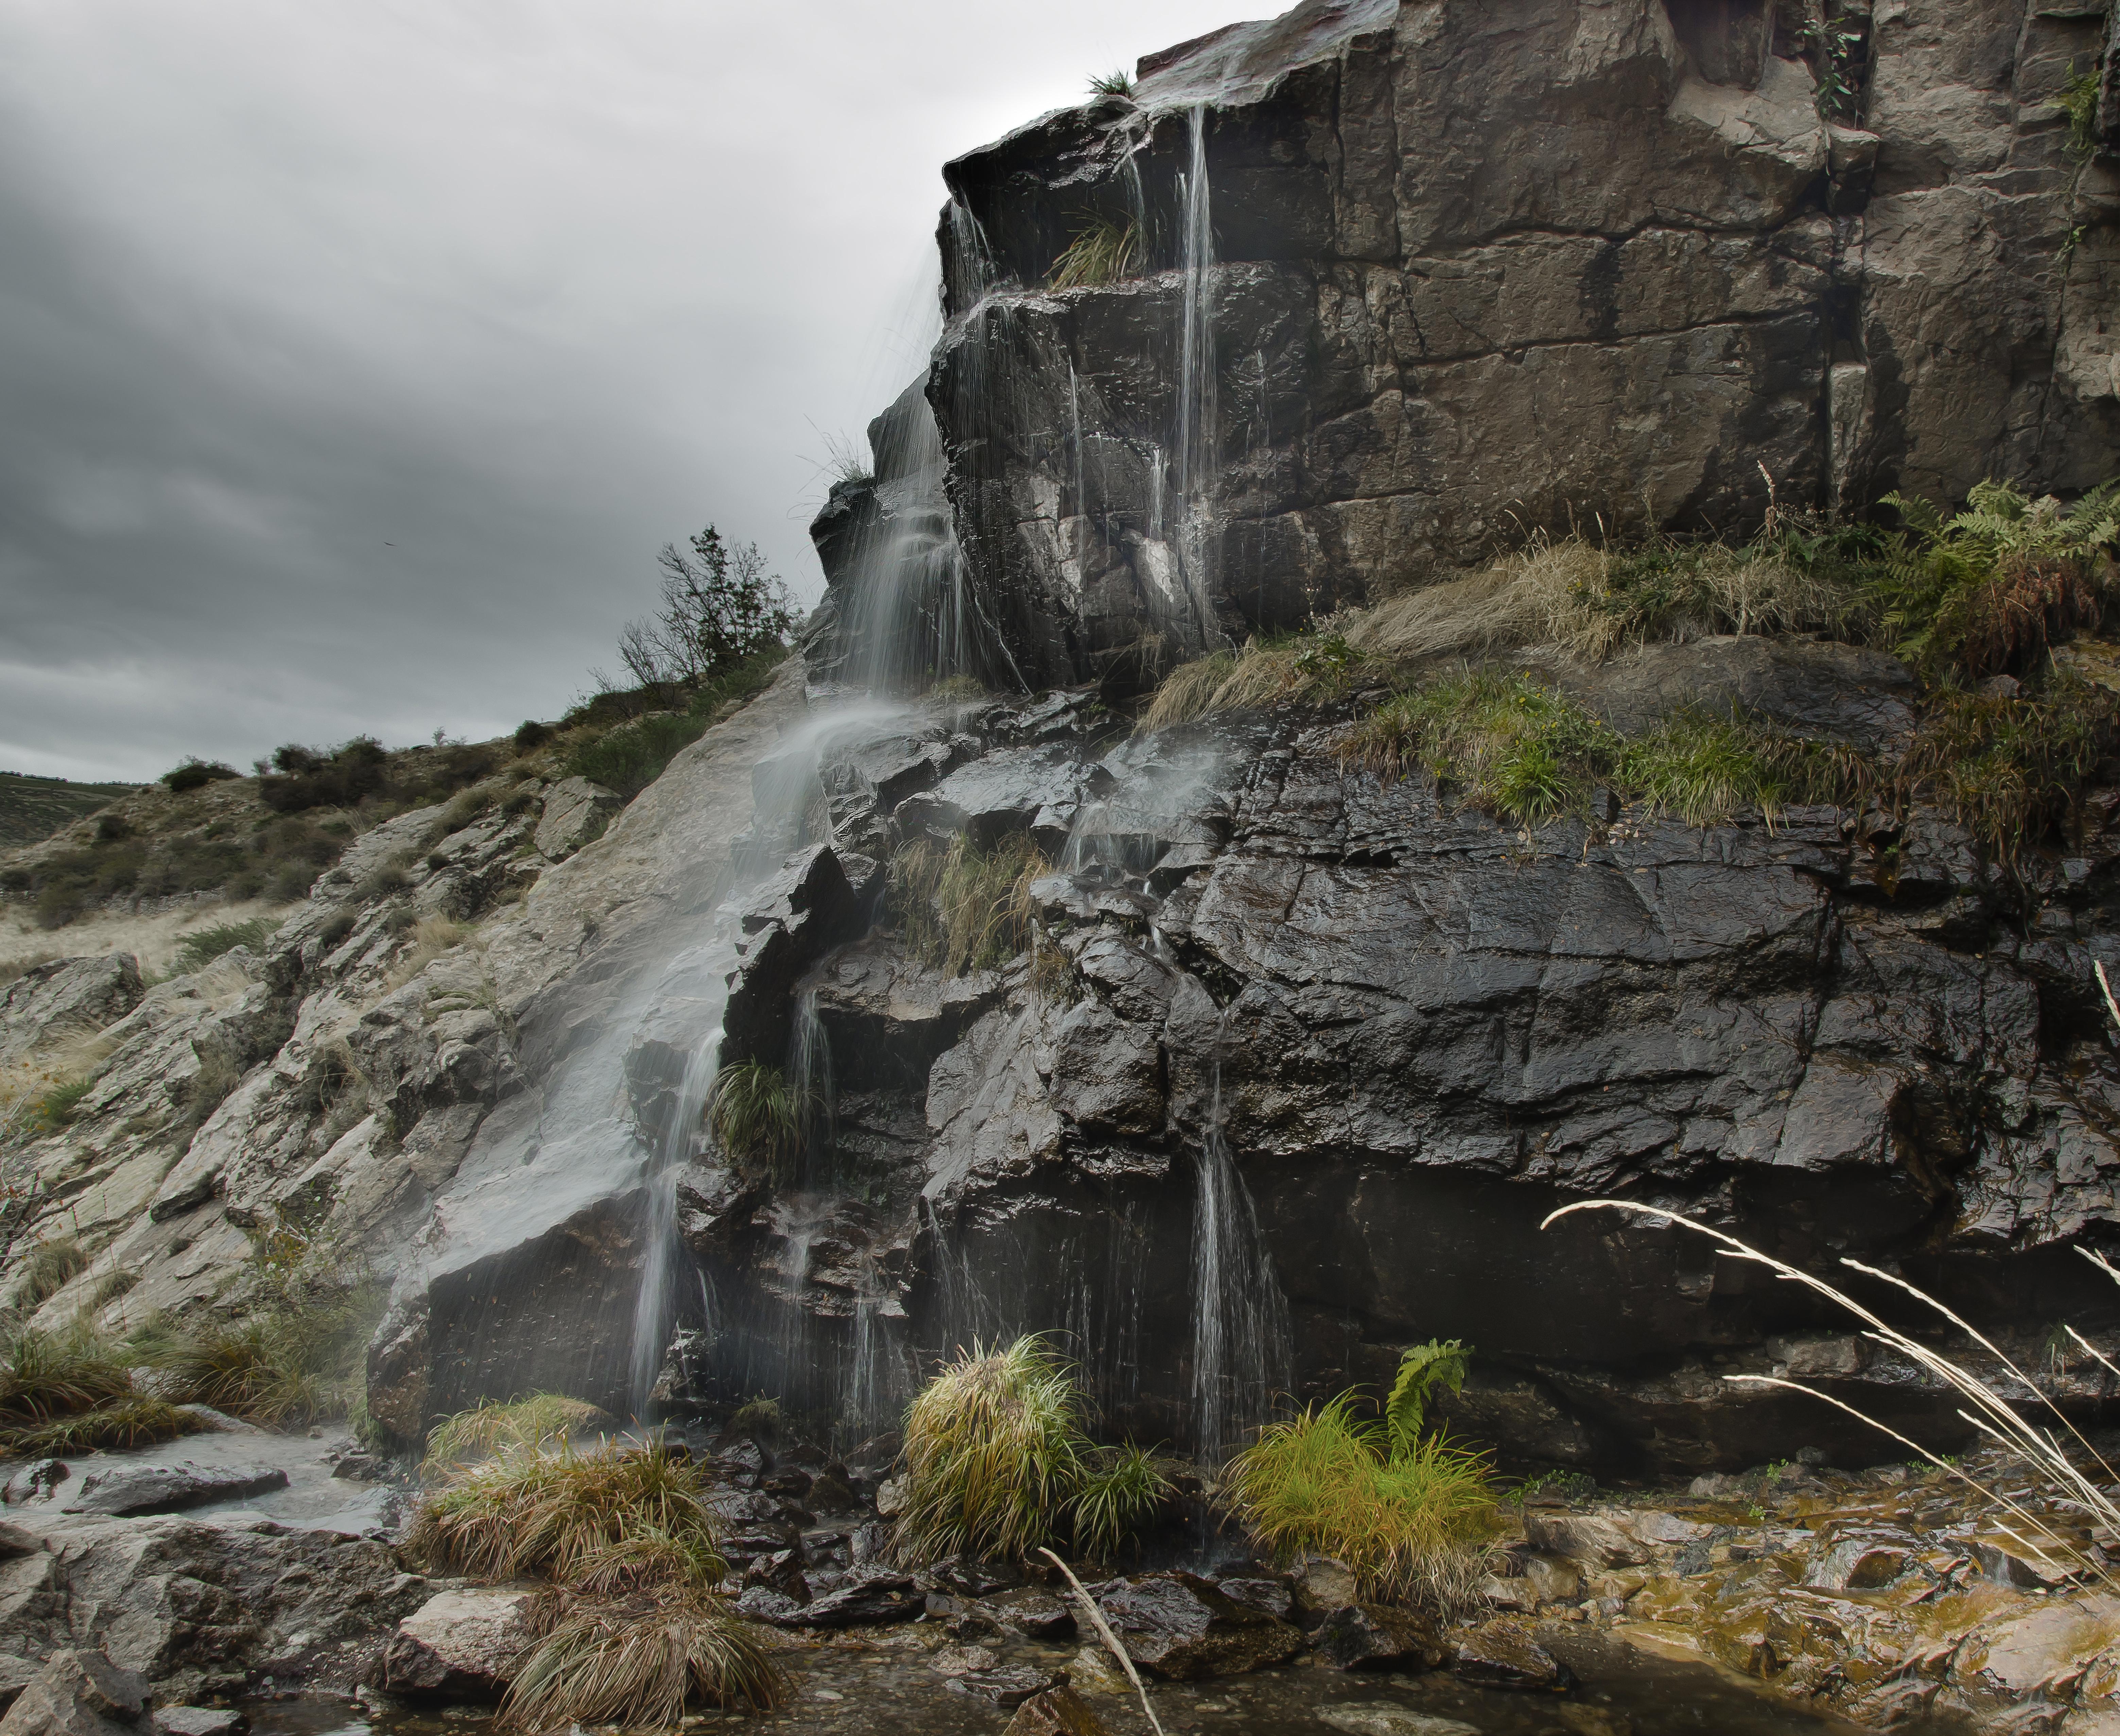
[533,777,621,862]
[811,0,2120,688]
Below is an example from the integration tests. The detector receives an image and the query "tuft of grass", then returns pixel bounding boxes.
[31,1079,94,1132]
[891,833,1051,978]
[16,1235,88,1305]
[1342,672,1617,831]
[156,1283,382,1426]
[1087,69,1135,100]
[1894,677,2117,861]
[1222,1396,1500,1612]
[727,1394,782,1440]
[1139,633,1380,732]
[705,1060,804,1179]
[87,1268,141,1310]
[408,1440,727,1585]
[927,672,988,703]
[173,917,278,975]
[1071,1442,1175,1564]
[0,1326,133,1423]
[386,914,476,992]
[0,1395,206,1457]
[894,1334,1087,1567]
[425,1392,609,1469]
[1615,712,1865,830]
[2057,62,2103,164]
[1049,213,1140,289]
[500,1588,782,1728]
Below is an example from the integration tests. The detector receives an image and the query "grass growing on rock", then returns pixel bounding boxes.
[1049,213,1140,289]
[424,1392,610,1469]
[157,1268,383,1427]
[889,833,1050,978]
[0,1395,208,1457]
[172,916,278,975]
[0,1325,132,1423]
[893,1334,1173,1567]
[1223,1395,1500,1615]
[409,1440,785,1724]
[15,1234,88,1307]
[705,1060,804,1179]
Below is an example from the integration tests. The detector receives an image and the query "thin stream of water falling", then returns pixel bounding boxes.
[1191,1029,1292,1464]
[1174,101,1219,647]
[628,1030,720,1414]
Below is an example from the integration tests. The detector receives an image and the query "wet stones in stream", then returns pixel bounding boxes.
[1089,1572,1306,1680]
[58,1463,291,1518]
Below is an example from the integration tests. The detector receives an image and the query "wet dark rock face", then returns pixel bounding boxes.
[812,0,2120,689]
[663,651,2120,1474]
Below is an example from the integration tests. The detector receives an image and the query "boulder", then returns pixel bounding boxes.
[1805,1533,1918,1592]
[1521,1511,1648,1571]
[945,1666,1065,1708]
[743,1563,920,1628]
[1092,1572,1306,1680]
[983,1585,1076,1639]
[0,1653,144,1736]
[741,1548,811,1603]
[1314,1602,1447,1672]
[1315,1709,1482,1736]
[1450,1618,1573,1691]
[1002,1685,1112,1736]
[3,1462,67,1508]
[0,957,145,1067]
[375,1585,539,1695]
[150,1713,242,1736]
[532,777,621,862]
[61,1463,289,1518]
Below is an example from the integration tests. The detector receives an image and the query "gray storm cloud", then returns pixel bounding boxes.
[0,0,1239,781]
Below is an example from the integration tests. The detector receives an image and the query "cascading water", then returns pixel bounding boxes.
[1190,1033,1292,1464]
[1173,101,1220,646]
[787,988,836,1188]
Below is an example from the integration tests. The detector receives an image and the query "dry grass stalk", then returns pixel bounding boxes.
[423,1392,608,1469]
[499,1589,781,1728]
[1542,1199,2120,1583]
[1038,1546,1167,1736]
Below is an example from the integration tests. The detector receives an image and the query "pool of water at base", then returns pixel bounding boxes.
[245,1625,1953,1736]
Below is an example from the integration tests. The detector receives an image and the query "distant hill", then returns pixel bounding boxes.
[0,771,141,849]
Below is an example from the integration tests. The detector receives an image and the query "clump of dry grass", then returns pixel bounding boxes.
[410,1440,784,1728]
[424,1391,609,1469]
[889,833,1049,978]
[408,1439,726,1583]
[1545,1198,2120,1590]
[0,1395,206,1457]
[0,1324,132,1423]
[1139,634,1380,732]
[894,1334,1088,1567]
[385,914,475,992]
[501,1589,781,1729]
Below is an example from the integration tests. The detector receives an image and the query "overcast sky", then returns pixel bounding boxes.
[0,0,1245,782]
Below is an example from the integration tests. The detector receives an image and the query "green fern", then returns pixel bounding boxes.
[1384,1338,1472,1461]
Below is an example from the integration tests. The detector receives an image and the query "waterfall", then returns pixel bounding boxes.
[628,1028,720,1415]
[787,988,836,1188]
[1190,1034,1291,1465]
[1174,101,1219,647]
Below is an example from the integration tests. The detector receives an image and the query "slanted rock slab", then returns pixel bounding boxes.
[0,1651,145,1736]
[61,1463,289,1518]
[151,1711,243,1736]
[1451,1618,1573,1691]
[533,777,621,862]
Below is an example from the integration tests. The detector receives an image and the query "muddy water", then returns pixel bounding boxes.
[249,1623,1942,1736]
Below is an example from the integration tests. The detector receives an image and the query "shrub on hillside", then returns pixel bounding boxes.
[162,758,240,793]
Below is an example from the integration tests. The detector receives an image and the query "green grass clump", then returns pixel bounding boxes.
[0,1395,206,1457]
[889,833,1049,978]
[564,713,709,801]
[409,1440,727,1584]
[173,917,278,975]
[705,1061,804,1179]
[411,1440,783,1726]
[561,649,789,800]
[1615,713,1865,829]
[1087,69,1135,100]
[2057,63,2104,163]
[424,1392,609,1469]
[0,1326,132,1423]
[894,1334,1098,1567]
[1140,632,1383,731]
[1050,213,1140,289]
[1344,673,1618,831]
[1071,1442,1176,1564]
[1222,1394,1499,1612]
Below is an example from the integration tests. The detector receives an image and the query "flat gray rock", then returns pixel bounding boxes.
[1315,1709,1482,1736]
[62,1462,289,1518]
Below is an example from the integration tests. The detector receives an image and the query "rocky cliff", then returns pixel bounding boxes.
[810,0,2120,689]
